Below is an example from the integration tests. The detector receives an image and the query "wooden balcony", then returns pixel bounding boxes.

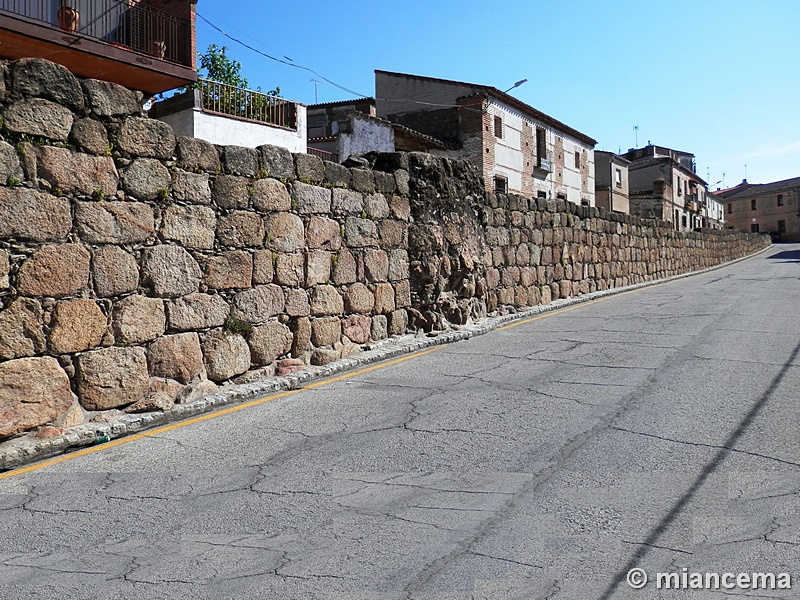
[0,0,197,94]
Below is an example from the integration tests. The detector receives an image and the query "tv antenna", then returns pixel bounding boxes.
[634,125,639,147]
[310,78,321,103]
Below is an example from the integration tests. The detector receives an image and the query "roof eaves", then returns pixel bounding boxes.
[308,97,375,110]
[377,69,597,147]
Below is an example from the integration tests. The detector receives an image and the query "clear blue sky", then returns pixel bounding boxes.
[195,0,800,188]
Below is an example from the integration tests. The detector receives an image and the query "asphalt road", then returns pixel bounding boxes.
[1,245,799,600]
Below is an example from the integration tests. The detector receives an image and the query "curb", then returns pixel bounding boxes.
[0,245,771,472]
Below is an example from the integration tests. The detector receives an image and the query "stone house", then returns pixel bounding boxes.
[374,70,596,204]
[306,98,451,163]
[0,0,198,94]
[594,151,630,214]
[718,177,800,241]
[624,145,723,230]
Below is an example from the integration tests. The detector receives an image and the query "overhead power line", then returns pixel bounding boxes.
[196,12,487,114]
[196,12,367,98]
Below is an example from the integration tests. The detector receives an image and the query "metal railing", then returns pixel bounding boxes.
[0,0,192,67]
[307,147,338,163]
[199,79,298,131]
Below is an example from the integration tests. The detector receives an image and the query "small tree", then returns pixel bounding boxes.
[199,44,249,89]
[188,44,284,124]
[197,44,280,96]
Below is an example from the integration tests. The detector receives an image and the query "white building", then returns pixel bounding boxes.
[153,81,307,154]
[375,70,596,205]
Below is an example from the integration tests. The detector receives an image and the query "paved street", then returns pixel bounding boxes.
[1,245,798,600]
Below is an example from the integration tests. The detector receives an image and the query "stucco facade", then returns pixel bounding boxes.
[624,145,721,230]
[306,98,450,162]
[594,151,630,214]
[154,89,307,154]
[307,101,394,162]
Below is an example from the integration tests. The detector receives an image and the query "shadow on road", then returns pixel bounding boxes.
[766,249,800,262]
[599,340,800,600]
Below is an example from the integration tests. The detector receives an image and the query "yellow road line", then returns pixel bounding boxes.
[0,268,698,480]
[0,347,442,480]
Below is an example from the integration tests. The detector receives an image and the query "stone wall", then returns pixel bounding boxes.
[0,59,769,441]
[384,152,767,333]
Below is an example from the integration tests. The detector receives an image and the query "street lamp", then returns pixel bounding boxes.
[503,79,528,93]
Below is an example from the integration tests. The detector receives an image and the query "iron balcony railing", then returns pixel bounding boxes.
[307,147,338,163]
[0,0,192,67]
[199,79,298,131]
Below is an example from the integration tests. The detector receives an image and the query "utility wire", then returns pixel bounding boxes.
[196,11,486,113]
[197,12,367,98]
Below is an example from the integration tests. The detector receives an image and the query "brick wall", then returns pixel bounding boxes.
[520,122,534,198]
[724,188,800,242]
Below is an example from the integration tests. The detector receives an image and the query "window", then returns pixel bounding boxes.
[751,223,759,233]
[778,220,786,233]
[494,115,503,139]
[615,168,622,188]
[777,194,784,206]
[574,151,580,169]
[493,175,507,194]
[727,203,733,214]
[751,198,757,210]
[536,127,546,158]
[676,177,682,196]
[537,191,547,199]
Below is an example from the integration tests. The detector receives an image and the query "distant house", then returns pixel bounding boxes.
[594,151,630,214]
[375,70,596,204]
[306,98,451,163]
[624,145,723,230]
[0,0,198,94]
[718,177,800,241]
[705,190,725,229]
[152,79,307,153]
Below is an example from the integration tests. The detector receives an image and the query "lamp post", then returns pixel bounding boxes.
[503,79,528,94]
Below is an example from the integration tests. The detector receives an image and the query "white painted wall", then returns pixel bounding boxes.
[707,194,724,223]
[158,109,195,141]
[487,99,595,204]
[494,166,522,192]
[338,116,395,160]
[161,106,308,153]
